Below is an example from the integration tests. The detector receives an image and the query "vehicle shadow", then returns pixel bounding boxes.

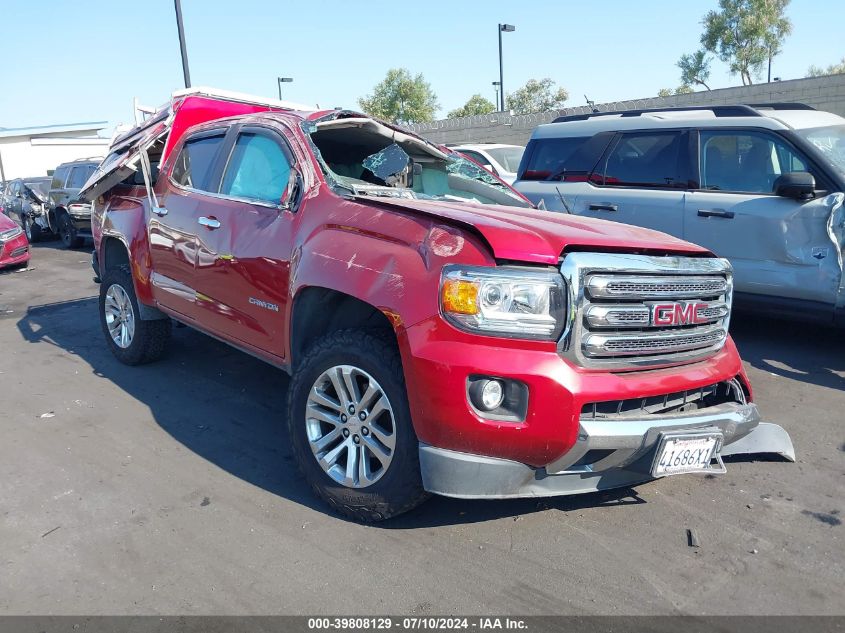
[730,312,845,391]
[16,297,650,527]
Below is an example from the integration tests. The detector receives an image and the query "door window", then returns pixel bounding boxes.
[598,131,684,188]
[67,166,90,189]
[220,132,292,205]
[51,167,69,189]
[699,130,813,194]
[171,133,227,192]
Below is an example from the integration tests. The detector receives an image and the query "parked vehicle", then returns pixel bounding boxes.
[42,158,100,248]
[450,143,524,184]
[514,104,845,325]
[3,177,51,242]
[81,88,792,521]
[0,211,30,269]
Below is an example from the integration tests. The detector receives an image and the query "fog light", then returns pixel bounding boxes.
[478,379,505,411]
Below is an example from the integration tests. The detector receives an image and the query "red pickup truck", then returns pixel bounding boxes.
[81,88,793,521]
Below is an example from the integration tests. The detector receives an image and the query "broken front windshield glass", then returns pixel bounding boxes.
[305,118,530,208]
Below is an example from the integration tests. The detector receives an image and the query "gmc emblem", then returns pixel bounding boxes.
[652,302,708,326]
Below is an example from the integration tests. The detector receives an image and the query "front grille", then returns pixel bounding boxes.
[559,252,733,370]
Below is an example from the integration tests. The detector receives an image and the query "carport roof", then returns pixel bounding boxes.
[0,121,108,139]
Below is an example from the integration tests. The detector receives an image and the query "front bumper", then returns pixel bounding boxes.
[419,403,794,499]
[0,234,30,269]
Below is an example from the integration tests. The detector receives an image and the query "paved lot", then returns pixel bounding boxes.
[0,242,843,615]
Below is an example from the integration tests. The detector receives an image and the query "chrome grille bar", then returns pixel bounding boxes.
[585,301,728,328]
[583,325,727,357]
[586,275,727,299]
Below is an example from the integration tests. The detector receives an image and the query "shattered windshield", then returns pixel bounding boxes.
[305,118,530,208]
[23,178,50,200]
[798,125,845,175]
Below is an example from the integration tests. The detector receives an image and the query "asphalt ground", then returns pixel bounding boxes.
[0,241,842,615]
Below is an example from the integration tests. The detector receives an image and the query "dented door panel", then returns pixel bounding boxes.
[684,190,843,308]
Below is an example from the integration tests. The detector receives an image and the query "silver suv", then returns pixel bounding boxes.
[514,104,845,325]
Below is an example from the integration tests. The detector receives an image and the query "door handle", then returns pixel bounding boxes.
[698,208,735,219]
[588,203,618,212]
[198,216,221,229]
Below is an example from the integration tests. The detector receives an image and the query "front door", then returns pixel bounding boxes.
[190,126,296,359]
[684,129,840,308]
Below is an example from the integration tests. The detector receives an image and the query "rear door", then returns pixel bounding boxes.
[572,130,690,237]
[149,127,231,321]
[684,128,839,309]
[190,124,297,358]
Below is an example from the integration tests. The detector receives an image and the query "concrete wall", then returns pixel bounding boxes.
[0,131,109,180]
[408,74,845,147]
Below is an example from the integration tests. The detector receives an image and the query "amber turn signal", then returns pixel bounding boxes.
[441,279,479,315]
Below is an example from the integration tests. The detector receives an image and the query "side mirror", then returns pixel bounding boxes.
[774,171,815,200]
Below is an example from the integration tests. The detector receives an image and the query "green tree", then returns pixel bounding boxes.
[658,86,695,97]
[505,78,568,115]
[358,68,439,124]
[700,0,792,85]
[678,50,712,90]
[807,57,845,77]
[447,94,496,119]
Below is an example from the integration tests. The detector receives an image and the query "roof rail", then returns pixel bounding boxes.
[552,103,816,124]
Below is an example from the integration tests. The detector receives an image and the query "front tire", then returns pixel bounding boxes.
[287,330,428,521]
[99,266,171,365]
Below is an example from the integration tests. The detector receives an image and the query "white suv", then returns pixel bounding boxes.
[514,104,845,325]
[450,143,524,185]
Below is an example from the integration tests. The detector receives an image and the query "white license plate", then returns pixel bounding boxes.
[652,434,722,477]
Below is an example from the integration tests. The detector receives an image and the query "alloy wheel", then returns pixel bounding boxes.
[104,284,136,349]
[305,365,396,488]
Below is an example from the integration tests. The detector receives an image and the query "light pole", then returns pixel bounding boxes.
[492,81,501,109]
[174,0,192,89]
[277,77,293,100]
[498,23,515,111]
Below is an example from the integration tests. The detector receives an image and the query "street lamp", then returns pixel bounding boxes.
[277,77,293,100]
[174,0,192,89]
[498,23,515,111]
[492,81,501,108]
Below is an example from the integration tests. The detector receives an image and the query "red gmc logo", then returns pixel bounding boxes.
[652,302,709,326]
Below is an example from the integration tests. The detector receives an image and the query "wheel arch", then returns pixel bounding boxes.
[290,287,398,369]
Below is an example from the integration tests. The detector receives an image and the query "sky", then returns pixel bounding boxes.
[1,0,843,134]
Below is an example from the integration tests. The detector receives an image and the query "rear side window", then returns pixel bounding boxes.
[521,137,590,180]
[597,131,684,188]
[220,132,292,205]
[67,166,91,189]
[171,133,226,192]
[51,166,69,189]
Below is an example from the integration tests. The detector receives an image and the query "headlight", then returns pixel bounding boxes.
[440,265,566,340]
[0,226,23,242]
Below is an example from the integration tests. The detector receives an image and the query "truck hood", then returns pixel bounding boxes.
[356,197,708,264]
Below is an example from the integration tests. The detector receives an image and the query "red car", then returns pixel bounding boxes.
[0,212,30,269]
[80,88,794,521]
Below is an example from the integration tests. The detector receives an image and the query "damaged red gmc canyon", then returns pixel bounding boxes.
[81,88,794,521]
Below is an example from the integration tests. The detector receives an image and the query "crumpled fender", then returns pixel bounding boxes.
[721,422,796,462]
[824,192,845,309]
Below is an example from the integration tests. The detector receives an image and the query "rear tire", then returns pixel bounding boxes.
[99,265,171,365]
[287,329,428,522]
[58,212,83,248]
